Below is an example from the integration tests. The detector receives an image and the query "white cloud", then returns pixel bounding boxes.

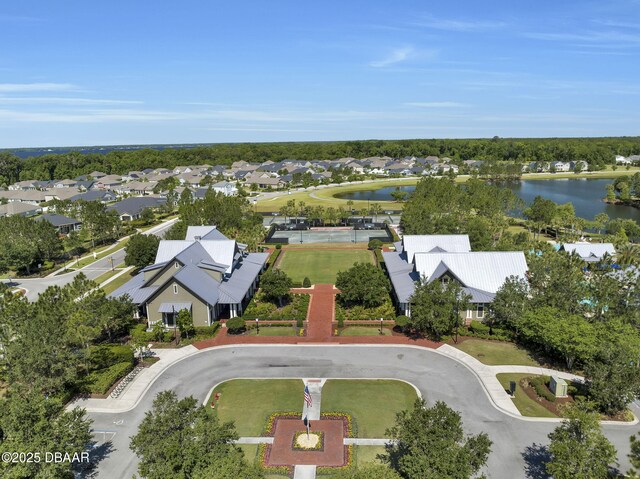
[369,47,414,68]
[414,16,506,32]
[0,97,142,105]
[404,101,469,108]
[0,83,76,92]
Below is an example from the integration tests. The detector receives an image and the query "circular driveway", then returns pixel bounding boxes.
[87,345,638,479]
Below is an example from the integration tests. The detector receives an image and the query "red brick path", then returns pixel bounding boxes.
[267,418,345,466]
[193,284,441,350]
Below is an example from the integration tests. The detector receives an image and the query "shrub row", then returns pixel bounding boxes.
[86,361,134,395]
[266,248,282,271]
[243,293,310,321]
[334,300,396,322]
[529,375,556,402]
[465,321,513,341]
[88,344,134,371]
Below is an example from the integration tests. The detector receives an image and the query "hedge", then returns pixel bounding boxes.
[465,321,513,341]
[243,293,310,321]
[374,249,385,269]
[334,300,395,321]
[86,362,134,395]
[266,249,282,271]
[226,317,246,333]
[88,344,134,370]
[529,376,556,402]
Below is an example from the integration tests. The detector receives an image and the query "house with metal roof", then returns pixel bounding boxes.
[109,226,268,328]
[560,243,616,263]
[107,196,166,221]
[383,234,527,320]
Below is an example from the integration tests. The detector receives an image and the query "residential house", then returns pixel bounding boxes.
[44,188,82,202]
[550,161,571,172]
[244,172,285,189]
[560,243,616,263]
[212,181,238,196]
[94,175,123,189]
[616,155,632,165]
[8,180,40,191]
[383,235,527,320]
[35,214,82,234]
[0,202,42,217]
[115,181,158,196]
[69,190,118,203]
[53,179,78,188]
[88,171,107,179]
[0,189,48,205]
[107,196,166,221]
[109,225,268,327]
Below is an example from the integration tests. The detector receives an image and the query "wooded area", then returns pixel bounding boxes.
[2,136,640,183]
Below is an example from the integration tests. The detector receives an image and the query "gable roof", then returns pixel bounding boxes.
[402,235,472,263]
[35,214,81,227]
[414,252,528,294]
[155,238,237,273]
[107,196,165,216]
[185,226,229,241]
[561,243,616,261]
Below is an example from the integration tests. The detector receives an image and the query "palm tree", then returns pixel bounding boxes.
[617,244,639,267]
[371,202,382,222]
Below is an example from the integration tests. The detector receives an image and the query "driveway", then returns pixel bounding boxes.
[85,345,638,479]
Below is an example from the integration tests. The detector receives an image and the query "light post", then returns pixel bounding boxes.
[110,256,114,271]
[379,317,384,335]
[300,229,303,244]
[253,199,257,213]
[255,318,259,335]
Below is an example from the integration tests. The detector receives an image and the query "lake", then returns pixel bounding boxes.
[334,178,640,223]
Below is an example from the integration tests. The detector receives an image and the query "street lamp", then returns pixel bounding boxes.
[255,318,259,335]
[379,317,384,335]
[300,229,303,244]
[110,256,114,271]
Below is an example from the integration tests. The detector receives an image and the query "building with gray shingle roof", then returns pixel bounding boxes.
[34,214,82,234]
[109,226,268,328]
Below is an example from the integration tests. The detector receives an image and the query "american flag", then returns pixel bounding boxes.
[304,385,312,407]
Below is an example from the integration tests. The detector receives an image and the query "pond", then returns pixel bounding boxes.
[334,179,640,222]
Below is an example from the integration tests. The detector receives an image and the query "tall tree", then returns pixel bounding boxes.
[125,233,160,269]
[335,262,390,308]
[130,390,262,479]
[259,269,293,306]
[383,399,492,479]
[409,280,470,340]
[546,404,617,479]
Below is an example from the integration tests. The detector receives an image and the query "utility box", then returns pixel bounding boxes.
[509,381,517,396]
[550,376,568,398]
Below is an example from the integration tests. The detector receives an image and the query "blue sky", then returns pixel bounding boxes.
[1,0,639,148]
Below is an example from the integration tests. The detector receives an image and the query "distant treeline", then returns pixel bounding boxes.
[1,136,640,184]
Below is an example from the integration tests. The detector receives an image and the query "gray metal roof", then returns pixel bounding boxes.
[217,253,267,304]
[173,265,220,305]
[414,252,528,294]
[561,243,616,260]
[383,251,418,303]
[185,226,229,241]
[108,272,159,303]
[461,287,496,303]
[158,302,192,313]
[402,235,472,263]
[107,196,165,216]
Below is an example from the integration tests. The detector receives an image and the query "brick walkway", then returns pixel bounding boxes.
[193,284,441,350]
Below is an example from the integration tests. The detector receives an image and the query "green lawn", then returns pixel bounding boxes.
[322,380,417,438]
[101,270,136,295]
[340,326,392,336]
[496,373,557,418]
[208,379,303,436]
[245,326,299,336]
[277,249,373,284]
[93,268,126,285]
[354,445,386,465]
[454,339,540,366]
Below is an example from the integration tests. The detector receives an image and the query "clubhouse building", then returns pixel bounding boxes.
[110,226,268,328]
[383,235,528,321]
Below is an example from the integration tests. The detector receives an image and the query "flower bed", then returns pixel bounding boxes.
[258,443,292,476]
[317,445,353,475]
[243,292,310,321]
[334,300,395,323]
[292,430,324,451]
[263,412,302,436]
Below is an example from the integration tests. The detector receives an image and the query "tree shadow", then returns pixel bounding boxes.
[76,439,114,478]
[522,442,551,479]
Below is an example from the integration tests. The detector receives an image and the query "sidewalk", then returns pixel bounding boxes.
[67,345,199,413]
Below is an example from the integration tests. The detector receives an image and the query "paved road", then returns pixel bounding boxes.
[86,345,639,479]
[7,218,178,301]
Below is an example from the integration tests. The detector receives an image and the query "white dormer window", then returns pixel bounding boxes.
[175,262,179,269]
[173,284,178,294]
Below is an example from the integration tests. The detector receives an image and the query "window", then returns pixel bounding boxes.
[477,304,485,319]
[163,313,175,327]
[466,309,472,319]
[175,261,179,269]
[173,284,178,294]
[440,275,450,284]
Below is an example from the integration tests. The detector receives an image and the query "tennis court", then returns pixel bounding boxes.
[270,228,390,244]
